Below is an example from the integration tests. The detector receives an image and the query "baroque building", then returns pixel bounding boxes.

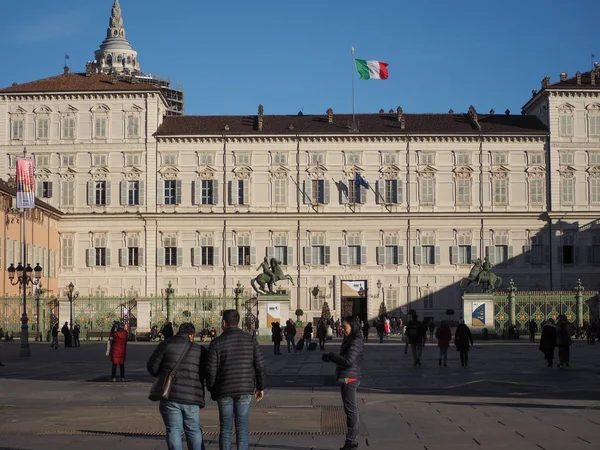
[1,1,600,324]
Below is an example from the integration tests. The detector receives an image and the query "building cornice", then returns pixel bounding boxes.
[0,92,160,102]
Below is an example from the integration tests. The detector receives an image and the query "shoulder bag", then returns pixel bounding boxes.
[149,340,192,401]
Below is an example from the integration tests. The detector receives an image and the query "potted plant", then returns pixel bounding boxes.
[295,308,304,327]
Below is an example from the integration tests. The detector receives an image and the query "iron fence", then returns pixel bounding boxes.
[0,294,56,339]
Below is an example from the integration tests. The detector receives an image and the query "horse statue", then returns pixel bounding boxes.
[460,257,502,293]
[251,257,295,295]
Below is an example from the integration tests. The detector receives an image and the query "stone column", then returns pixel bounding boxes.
[575,279,584,328]
[508,279,517,327]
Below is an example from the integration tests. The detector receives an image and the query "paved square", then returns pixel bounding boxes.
[1,337,599,449]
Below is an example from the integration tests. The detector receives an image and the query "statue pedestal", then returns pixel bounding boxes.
[256,294,291,336]
[462,293,496,336]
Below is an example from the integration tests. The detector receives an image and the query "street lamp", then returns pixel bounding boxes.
[64,282,79,330]
[7,262,42,357]
[234,281,243,314]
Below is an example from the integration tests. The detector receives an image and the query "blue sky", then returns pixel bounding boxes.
[2,0,599,116]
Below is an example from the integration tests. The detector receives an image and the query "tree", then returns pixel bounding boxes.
[378,302,387,319]
[294,308,304,327]
[321,302,331,320]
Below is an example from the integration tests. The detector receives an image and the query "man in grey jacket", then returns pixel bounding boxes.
[206,310,266,450]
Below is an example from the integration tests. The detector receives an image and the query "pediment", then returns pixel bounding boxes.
[380,164,401,175]
[490,165,510,174]
[33,105,52,114]
[587,165,600,174]
[269,165,290,174]
[60,167,78,175]
[232,165,253,175]
[586,103,600,111]
[197,165,217,176]
[34,168,52,175]
[525,166,546,174]
[123,166,143,175]
[417,165,438,175]
[559,165,576,173]
[125,104,144,112]
[453,166,474,174]
[89,167,110,176]
[61,105,79,113]
[90,104,111,113]
[307,164,328,174]
[158,166,180,176]
[11,106,27,115]
[558,102,575,112]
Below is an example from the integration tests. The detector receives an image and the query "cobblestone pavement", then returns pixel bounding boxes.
[0,338,599,449]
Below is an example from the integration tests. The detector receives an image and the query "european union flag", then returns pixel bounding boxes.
[355,172,370,190]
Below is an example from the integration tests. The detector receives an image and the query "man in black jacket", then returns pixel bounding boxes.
[147,322,207,450]
[206,310,266,450]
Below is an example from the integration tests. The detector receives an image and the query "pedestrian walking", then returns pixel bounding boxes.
[528,320,538,343]
[556,315,573,368]
[362,321,370,343]
[284,320,297,354]
[303,322,313,350]
[539,319,557,367]
[454,320,474,367]
[317,321,328,350]
[271,322,282,355]
[109,323,128,382]
[322,316,364,450]
[206,310,266,450]
[162,322,175,340]
[50,323,59,349]
[73,324,81,347]
[376,320,385,344]
[147,322,207,450]
[435,321,452,367]
[61,322,72,347]
[428,320,435,340]
[406,314,425,367]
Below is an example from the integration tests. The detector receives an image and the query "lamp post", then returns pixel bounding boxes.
[165,281,174,323]
[34,282,44,341]
[377,279,383,304]
[234,281,243,315]
[7,262,42,357]
[64,282,79,330]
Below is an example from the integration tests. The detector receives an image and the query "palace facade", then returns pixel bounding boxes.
[1,1,600,323]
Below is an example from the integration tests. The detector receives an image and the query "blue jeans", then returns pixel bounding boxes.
[159,400,205,450]
[217,395,252,450]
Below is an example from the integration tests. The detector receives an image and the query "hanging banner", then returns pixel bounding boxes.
[16,158,35,208]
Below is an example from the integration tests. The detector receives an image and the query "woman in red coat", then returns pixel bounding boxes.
[109,324,128,382]
[435,321,452,367]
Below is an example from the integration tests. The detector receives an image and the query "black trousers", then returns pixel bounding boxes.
[459,351,469,366]
[273,343,280,354]
[73,336,80,347]
[111,363,125,379]
[558,345,570,365]
[340,381,360,444]
[319,338,325,350]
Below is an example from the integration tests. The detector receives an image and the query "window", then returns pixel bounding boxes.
[164,180,178,205]
[312,246,325,265]
[162,154,177,165]
[128,247,139,266]
[420,153,435,165]
[385,246,398,264]
[423,289,434,309]
[93,155,108,166]
[346,152,361,165]
[127,116,140,138]
[95,181,107,205]
[237,180,246,205]
[529,153,544,165]
[561,177,575,204]
[12,119,24,140]
[493,178,508,204]
[36,154,50,167]
[560,114,573,136]
[236,153,251,165]
[273,178,287,205]
[93,236,108,267]
[456,178,471,204]
[199,153,214,165]
[384,179,402,204]
[201,180,214,205]
[530,178,544,204]
[312,179,325,204]
[458,246,472,264]
[590,116,600,136]
[37,118,49,139]
[422,245,435,264]
[592,236,600,266]
[127,181,140,205]
[560,152,574,165]
[495,245,508,264]
[238,246,251,265]
[307,234,329,266]
[125,154,141,166]
[591,178,600,204]
[310,153,325,165]
[456,153,471,165]
[201,246,214,265]
[273,152,288,165]
[61,236,73,267]
[94,117,107,138]
[164,237,178,266]
[562,235,575,265]
[61,180,75,207]
[382,152,397,165]
[530,236,544,265]
[348,180,361,203]
[62,117,75,139]
[274,246,287,263]
[420,178,435,204]
[61,154,75,167]
[39,181,52,198]
[493,152,508,165]
[348,245,361,265]
[590,153,600,165]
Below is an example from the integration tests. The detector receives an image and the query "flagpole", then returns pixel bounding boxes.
[351,47,356,129]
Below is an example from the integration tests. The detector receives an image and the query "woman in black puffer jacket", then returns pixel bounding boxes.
[323,316,364,450]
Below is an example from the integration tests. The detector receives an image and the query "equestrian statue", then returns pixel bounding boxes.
[251,257,295,295]
[460,256,502,293]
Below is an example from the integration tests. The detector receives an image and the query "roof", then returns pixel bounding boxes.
[155,113,548,137]
[0,179,63,217]
[0,72,161,94]
[546,70,600,90]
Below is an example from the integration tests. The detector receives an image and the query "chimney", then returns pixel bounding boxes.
[468,105,481,130]
[489,109,495,115]
[257,104,264,131]
[326,108,333,124]
[85,62,93,77]
[560,72,568,82]
[388,109,394,114]
[397,106,405,130]
[448,109,454,114]
[379,109,385,114]
[63,65,70,75]
[505,109,511,115]
[576,71,582,85]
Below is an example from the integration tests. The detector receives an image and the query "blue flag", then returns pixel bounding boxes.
[355,172,370,189]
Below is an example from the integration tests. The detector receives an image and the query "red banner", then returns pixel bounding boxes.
[16,158,35,209]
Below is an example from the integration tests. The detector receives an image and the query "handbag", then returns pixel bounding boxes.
[105,339,111,357]
[149,340,192,401]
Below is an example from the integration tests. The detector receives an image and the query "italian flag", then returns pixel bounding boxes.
[355,58,389,80]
